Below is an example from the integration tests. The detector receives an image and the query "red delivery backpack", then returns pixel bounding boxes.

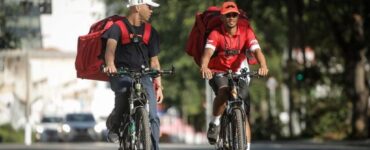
[75,15,151,81]
[185,6,258,67]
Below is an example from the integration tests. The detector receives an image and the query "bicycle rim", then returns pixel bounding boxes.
[135,107,151,150]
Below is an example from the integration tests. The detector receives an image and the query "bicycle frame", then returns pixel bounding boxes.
[127,72,150,115]
[216,69,258,150]
[113,67,174,150]
[126,72,150,149]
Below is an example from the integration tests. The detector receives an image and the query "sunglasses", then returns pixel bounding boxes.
[225,13,238,18]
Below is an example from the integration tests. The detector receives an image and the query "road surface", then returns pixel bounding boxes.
[0,141,369,150]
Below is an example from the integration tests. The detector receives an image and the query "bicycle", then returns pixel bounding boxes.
[107,66,175,150]
[214,68,259,150]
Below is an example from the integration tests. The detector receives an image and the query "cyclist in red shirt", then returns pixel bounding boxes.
[200,2,269,149]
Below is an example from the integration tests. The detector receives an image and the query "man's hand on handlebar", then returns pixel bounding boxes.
[258,66,269,76]
[104,64,117,76]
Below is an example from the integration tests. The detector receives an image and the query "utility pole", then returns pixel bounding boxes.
[24,51,32,146]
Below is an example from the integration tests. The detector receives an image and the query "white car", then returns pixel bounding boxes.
[60,113,104,142]
[35,116,63,142]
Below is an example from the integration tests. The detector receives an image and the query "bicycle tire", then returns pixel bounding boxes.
[219,113,231,150]
[231,108,245,150]
[135,107,151,150]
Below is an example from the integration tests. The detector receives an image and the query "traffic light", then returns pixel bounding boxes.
[295,70,305,82]
[295,66,321,87]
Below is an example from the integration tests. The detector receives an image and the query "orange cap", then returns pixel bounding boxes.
[220,1,240,15]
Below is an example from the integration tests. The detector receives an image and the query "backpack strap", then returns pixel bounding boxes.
[142,23,151,45]
[115,20,131,44]
[115,20,152,45]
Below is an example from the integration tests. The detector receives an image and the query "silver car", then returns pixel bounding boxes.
[35,116,63,142]
[60,113,104,142]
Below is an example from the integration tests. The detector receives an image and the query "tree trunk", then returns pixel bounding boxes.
[323,1,369,139]
[350,13,369,138]
[352,59,369,138]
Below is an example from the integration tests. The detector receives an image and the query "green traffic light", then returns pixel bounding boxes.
[296,73,304,81]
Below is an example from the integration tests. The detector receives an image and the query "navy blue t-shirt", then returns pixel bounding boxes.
[102,20,160,70]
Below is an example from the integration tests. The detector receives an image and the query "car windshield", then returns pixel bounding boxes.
[66,114,95,122]
[41,117,63,123]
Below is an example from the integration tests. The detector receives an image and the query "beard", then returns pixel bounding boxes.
[227,23,237,28]
[139,13,151,23]
[226,21,237,29]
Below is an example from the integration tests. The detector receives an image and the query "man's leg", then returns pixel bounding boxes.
[212,87,228,117]
[113,93,130,128]
[244,102,251,150]
[107,76,131,142]
[239,78,251,150]
[143,77,160,150]
[207,77,228,144]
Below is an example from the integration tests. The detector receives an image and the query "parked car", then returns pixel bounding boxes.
[60,113,104,142]
[35,116,63,142]
[95,116,109,141]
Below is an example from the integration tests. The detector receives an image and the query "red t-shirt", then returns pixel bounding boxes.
[205,24,260,72]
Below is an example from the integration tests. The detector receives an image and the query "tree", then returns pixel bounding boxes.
[320,0,369,138]
[238,0,369,139]
[0,1,20,49]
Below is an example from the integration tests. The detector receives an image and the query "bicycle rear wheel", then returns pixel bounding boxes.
[135,107,151,150]
[230,108,245,150]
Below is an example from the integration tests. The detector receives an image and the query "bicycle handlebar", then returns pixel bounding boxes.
[215,69,260,79]
[102,65,175,78]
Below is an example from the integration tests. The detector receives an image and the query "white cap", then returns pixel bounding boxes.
[126,0,160,8]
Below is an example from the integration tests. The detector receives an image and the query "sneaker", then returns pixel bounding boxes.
[207,122,220,145]
[107,130,119,143]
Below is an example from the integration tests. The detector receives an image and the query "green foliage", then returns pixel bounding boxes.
[0,2,21,49]
[305,96,351,140]
[151,0,208,116]
[0,124,24,143]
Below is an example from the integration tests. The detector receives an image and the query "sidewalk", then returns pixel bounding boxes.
[254,138,370,148]
[328,139,370,147]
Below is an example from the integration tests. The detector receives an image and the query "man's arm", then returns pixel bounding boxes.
[253,48,269,76]
[200,48,214,79]
[104,39,118,74]
[150,56,164,103]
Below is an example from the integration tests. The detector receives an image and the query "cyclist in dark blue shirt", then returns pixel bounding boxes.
[102,0,163,149]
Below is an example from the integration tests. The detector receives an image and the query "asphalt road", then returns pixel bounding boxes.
[0,141,369,150]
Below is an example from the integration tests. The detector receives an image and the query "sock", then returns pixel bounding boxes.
[247,143,250,150]
[211,115,221,126]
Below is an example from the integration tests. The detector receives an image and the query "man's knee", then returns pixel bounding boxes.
[217,86,229,98]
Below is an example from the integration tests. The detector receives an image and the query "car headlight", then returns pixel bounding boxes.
[36,126,44,133]
[62,124,71,133]
[94,123,105,133]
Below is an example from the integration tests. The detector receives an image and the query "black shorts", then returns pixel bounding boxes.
[209,76,250,115]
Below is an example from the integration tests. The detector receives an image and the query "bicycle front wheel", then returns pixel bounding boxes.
[231,108,245,150]
[135,107,151,150]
